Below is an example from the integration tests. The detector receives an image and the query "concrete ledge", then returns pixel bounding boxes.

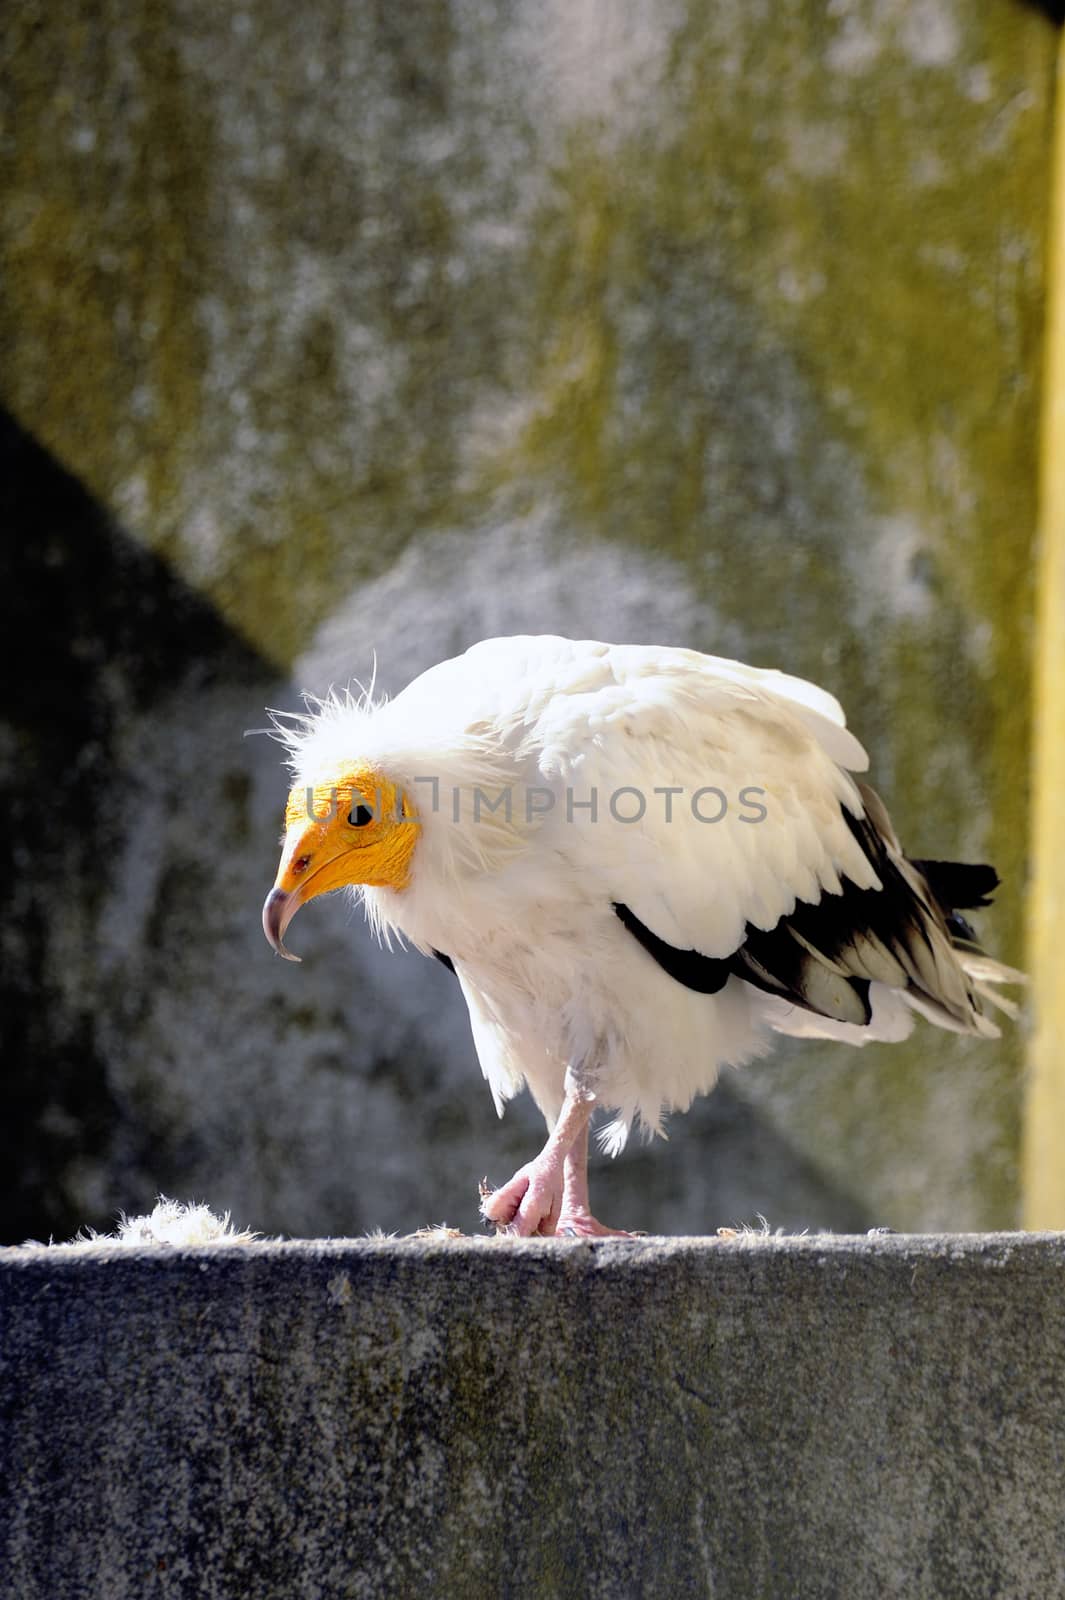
[3,1233,1064,1599]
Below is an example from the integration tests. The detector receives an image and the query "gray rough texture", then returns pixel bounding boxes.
[4,1233,1065,1599]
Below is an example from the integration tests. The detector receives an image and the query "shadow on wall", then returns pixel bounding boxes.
[0,406,267,1243]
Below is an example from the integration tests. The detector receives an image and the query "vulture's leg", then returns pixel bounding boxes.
[481,1068,635,1238]
[480,1082,593,1237]
[554,1121,634,1238]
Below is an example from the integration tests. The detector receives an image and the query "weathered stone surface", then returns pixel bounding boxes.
[3,1233,1065,1599]
[1,1,1057,1241]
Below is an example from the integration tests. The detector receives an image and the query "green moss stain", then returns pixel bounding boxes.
[0,3,478,668]
[0,6,212,550]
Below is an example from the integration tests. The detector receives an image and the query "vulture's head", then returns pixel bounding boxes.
[263,759,421,962]
[262,663,546,961]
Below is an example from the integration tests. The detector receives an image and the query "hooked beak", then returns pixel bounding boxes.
[263,773,417,963]
[262,812,368,963]
[262,885,302,963]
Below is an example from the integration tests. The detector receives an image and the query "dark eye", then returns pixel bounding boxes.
[349,803,374,828]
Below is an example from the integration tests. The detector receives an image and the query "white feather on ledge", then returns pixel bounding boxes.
[20,1197,261,1251]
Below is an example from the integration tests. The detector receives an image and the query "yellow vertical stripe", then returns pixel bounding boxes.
[1025,31,1065,1229]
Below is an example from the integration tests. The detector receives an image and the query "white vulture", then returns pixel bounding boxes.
[263,634,1019,1236]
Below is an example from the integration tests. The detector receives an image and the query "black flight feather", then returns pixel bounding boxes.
[910,859,999,912]
[614,790,999,1030]
[612,902,731,994]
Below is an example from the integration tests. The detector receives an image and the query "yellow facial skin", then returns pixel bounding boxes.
[263,766,419,961]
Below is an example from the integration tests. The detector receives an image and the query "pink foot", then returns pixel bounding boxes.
[480,1163,563,1237]
[554,1209,639,1238]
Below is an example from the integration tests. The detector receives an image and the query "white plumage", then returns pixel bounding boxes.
[264,635,1019,1235]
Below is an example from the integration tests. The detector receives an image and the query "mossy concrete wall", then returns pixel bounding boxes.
[0,3,1059,1242]
[4,1234,1065,1599]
